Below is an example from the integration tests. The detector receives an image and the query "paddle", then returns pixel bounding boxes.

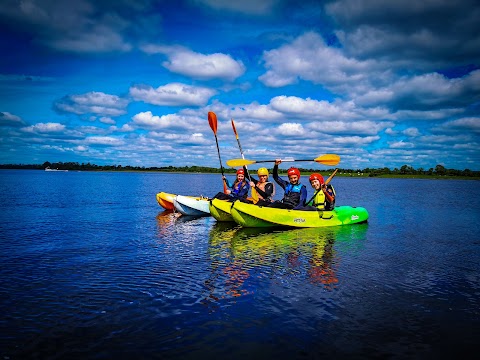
[226,154,340,167]
[231,119,258,202]
[208,111,228,193]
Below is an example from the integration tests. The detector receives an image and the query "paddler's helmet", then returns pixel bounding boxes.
[236,169,245,175]
[287,167,300,179]
[257,167,269,176]
[309,173,324,184]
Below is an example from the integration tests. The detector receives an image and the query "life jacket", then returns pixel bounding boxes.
[312,185,336,210]
[282,183,304,208]
[232,180,248,198]
[256,181,275,202]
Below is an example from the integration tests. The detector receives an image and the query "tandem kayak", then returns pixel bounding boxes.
[156,192,176,210]
[174,195,211,217]
[230,201,369,228]
[209,199,234,222]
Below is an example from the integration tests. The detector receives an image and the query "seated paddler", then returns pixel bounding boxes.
[243,166,275,206]
[299,173,336,211]
[213,168,250,201]
[266,159,307,209]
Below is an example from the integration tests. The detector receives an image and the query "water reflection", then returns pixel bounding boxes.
[206,223,369,303]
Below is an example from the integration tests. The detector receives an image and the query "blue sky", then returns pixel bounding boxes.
[1,0,479,171]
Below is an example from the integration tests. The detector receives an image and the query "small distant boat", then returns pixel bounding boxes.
[45,167,68,172]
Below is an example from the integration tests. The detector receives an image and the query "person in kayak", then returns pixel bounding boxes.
[213,168,250,201]
[300,173,336,211]
[243,166,275,206]
[266,159,307,209]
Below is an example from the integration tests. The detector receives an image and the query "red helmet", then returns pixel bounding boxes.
[236,169,245,175]
[287,167,300,178]
[309,173,324,184]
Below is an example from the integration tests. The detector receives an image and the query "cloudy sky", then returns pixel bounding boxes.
[1,0,479,170]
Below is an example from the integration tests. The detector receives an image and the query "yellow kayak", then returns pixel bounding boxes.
[231,200,369,228]
[156,192,176,210]
[209,199,235,222]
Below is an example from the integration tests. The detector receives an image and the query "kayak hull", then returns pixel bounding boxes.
[231,201,369,228]
[209,199,234,222]
[174,195,211,217]
[156,192,176,210]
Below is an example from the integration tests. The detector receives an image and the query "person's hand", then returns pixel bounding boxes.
[226,189,231,195]
[250,181,255,187]
[275,159,282,165]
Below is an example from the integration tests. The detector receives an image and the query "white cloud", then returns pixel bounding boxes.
[84,136,124,146]
[276,123,305,136]
[129,83,216,106]
[21,122,66,133]
[131,111,199,131]
[259,32,374,88]
[141,45,245,81]
[402,127,420,137]
[55,92,129,116]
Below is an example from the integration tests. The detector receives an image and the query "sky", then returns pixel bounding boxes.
[0,0,479,171]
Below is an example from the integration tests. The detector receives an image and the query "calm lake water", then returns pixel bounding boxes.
[1,170,479,359]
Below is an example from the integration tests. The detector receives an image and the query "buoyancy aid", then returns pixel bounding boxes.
[311,184,336,210]
[283,183,304,208]
[232,180,248,198]
[256,181,275,201]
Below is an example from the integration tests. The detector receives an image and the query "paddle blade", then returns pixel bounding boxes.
[226,158,256,167]
[314,154,340,166]
[208,111,218,134]
[231,118,239,139]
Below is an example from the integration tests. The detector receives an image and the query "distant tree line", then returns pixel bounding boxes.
[0,161,478,178]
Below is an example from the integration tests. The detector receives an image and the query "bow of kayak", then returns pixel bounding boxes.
[209,199,235,222]
[156,192,176,210]
[231,201,369,228]
[174,195,211,217]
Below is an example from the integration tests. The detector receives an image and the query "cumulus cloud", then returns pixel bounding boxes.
[54,91,129,116]
[129,83,216,106]
[141,45,245,81]
[276,123,305,136]
[21,122,66,133]
[402,127,420,137]
[259,32,375,88]
[131,111,199,131]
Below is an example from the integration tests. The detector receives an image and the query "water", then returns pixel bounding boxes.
[1,170,479,359]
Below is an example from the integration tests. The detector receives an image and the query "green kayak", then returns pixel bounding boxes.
[230,201,369,228]
[209,199,234,222]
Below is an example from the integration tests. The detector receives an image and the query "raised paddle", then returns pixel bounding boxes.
[208,111,228,193]
[231,118,258,202]
[226,154,340,168]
